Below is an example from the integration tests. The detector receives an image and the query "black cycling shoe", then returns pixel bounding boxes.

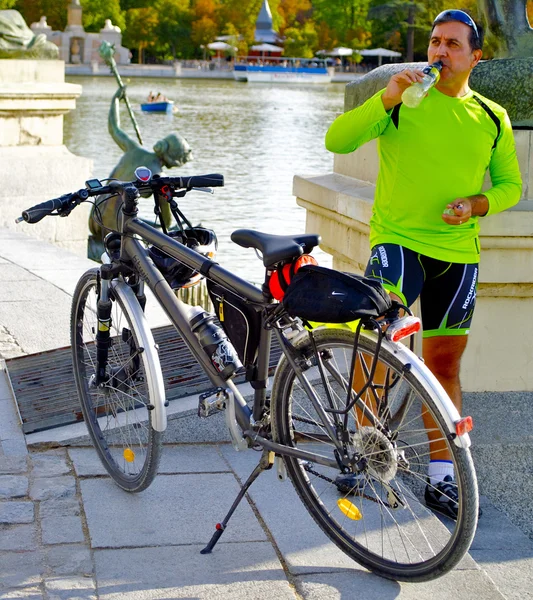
[425,475,459,519]
[425,475,483,520]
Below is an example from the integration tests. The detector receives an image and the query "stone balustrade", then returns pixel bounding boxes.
[0,60,92,255]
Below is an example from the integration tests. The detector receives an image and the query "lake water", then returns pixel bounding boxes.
[64,76,345,283]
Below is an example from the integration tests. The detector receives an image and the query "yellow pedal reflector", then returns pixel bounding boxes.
[337,498,362,520]
[123,448,135,463]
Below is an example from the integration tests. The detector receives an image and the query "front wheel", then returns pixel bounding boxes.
[71,269,163,492]
[271,328,478,582]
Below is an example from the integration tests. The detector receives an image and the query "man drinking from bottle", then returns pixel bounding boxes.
[325,9,522,519]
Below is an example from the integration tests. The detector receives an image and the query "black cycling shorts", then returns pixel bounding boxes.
[365,244,478,338]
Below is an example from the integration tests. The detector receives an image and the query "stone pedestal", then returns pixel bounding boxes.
[294,129,533,393]
[0,59,92,255]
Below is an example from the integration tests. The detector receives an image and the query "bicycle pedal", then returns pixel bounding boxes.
[198,387,227,418]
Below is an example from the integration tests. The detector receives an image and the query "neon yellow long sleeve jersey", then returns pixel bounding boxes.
[325,87,522,263]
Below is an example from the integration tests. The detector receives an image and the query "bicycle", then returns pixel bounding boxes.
[17,167,479,582]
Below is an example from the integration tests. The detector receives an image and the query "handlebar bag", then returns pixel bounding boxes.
[282,265,392,323]
[207,280,262,379]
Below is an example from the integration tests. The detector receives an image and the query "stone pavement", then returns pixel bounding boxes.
[1,228,533,599]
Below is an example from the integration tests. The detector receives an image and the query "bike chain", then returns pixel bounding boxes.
[294,417,395,508]
[303,464,394,509]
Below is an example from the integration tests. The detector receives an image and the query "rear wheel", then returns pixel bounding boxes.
[71,269,162,492]
[272,327,478,582]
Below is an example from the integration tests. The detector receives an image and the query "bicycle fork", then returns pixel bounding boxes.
[94,275,112,386]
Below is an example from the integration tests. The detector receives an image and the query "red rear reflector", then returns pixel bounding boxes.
[386,316,421,342]
[455,416,473,436]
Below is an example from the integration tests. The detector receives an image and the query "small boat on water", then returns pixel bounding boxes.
[141,100,174,112]
[234,56,332,84]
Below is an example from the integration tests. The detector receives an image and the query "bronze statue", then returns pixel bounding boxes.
[0,10,58,59]
[480,0,533,58]
[88,86,193,241]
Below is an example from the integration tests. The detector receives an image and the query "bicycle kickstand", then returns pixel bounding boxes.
[200,448,275,554]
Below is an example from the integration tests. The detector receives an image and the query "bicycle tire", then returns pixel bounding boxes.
[71,268,163,492]
[271,327,478,582]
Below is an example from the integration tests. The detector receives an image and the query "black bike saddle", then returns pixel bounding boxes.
[231,229,321,267]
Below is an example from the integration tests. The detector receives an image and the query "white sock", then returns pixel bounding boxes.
[428,460,454,486]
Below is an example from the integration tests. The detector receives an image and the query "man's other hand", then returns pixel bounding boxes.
[442,198,472,225]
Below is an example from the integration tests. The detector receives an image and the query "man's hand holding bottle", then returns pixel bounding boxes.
[382,62,443,111]
[382,70,426,111]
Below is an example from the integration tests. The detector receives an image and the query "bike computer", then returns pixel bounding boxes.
[85,179,102,190]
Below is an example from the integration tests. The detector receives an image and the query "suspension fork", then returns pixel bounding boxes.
[94,264,114,385]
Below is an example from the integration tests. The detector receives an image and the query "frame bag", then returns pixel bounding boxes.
[282,265,392,323]
[207,281,262,379]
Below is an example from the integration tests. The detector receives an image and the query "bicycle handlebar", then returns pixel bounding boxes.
[16,173,224,224]
[17,189,90,224]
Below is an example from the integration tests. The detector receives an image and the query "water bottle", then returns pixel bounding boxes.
[188,306,242,379]
[401,61,443,109]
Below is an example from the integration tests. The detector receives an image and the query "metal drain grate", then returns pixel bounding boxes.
[6,325,282,434]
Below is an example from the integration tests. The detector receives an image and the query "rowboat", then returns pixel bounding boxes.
[141,101,174,112]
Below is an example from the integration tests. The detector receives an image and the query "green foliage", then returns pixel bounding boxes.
[312,0,371,47]
[154,0,194,59]
[119,0,152,9]
[122,6,158,62]
[81,0,125,33]
[13,0,502,65]
[14,0,68,31]
[283,21,317,57]
[367,0,483,61]
[0,0,18,10]
[278,0,311,31]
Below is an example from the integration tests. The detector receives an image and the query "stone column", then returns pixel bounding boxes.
[293,114,533,393]
[0,59,92,255]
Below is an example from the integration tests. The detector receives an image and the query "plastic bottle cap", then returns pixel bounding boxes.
[190,311,212,331]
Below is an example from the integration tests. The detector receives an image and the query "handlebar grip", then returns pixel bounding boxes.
[20,197,69,224]
[174,174,224,189]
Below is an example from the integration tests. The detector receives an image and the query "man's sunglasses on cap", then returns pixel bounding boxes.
[433,9,480,42]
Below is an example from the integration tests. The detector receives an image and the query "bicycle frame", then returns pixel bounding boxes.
[110,201,344,469]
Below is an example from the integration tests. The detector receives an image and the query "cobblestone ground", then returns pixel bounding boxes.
[0,448,96,599]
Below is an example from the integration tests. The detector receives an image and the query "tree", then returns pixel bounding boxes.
[122,6,158,63]
[191,15,218,48]
[0,0,18,10]
[217,0,264,46]
[14,0,68,31]
[312,0,371,47]
[278,0,311,30]
[81,0,125,33]
[191,0,218,54]
[315,20,337,51]
[367,0,425,61]
[119,0,152,8]
[283,21,317,57]
[154,0,194,59]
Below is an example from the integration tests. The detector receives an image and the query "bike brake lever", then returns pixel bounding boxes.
[191,187,214,194]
